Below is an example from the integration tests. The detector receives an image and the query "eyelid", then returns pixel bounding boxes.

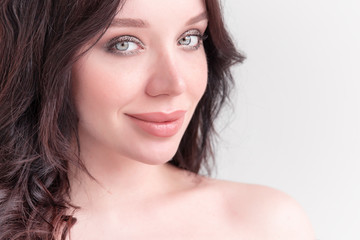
[178,29,203,40]
[105,35,145,55]
[177,29,207,50]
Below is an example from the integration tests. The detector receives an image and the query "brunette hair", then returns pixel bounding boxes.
[0,0,244,239]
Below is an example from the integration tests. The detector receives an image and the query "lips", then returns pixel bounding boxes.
[125,110,186,137]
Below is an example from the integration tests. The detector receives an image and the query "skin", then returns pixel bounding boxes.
[68,0,316,239]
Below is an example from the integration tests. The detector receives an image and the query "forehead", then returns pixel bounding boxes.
[117,0,207,25]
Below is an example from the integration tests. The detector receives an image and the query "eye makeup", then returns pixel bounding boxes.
[105,35,145,56]
[103,28,208,56]
[177,29,208,50]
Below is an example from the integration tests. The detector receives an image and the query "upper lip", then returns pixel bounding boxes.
[125,110,186,123]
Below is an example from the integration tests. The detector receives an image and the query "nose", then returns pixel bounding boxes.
[145,50,186,97]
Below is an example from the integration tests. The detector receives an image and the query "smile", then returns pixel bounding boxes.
[125,110,186,137]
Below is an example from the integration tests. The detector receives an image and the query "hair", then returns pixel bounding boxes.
[0,0,245,239]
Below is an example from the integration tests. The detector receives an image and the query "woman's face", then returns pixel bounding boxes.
[72,0,208,165]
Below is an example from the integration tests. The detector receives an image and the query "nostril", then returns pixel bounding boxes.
[145,74,186,97]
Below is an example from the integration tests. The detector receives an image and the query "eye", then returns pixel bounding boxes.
[106,35,145,56]
[177,29,207,50]
[178,35,200,46]
[114,41,137,51]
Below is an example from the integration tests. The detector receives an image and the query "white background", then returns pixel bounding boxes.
[216,0,360,239]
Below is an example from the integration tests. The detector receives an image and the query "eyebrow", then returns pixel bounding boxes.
[110,18,149,28]
[110,11,208,28]
[185,11,208,25]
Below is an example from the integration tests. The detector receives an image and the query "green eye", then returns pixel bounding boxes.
[179,35,200,47]
[106,35,145,56]
[115,41,130,51]
[179,36,198,46]
[177,29,206,50]
[114,41,141,52]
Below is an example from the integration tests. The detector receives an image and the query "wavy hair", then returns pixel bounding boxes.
[0,0,244,239]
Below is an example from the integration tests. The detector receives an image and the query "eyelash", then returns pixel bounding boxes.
[105,35,145,56]
[177,29,208,50]
[105,29,207,56]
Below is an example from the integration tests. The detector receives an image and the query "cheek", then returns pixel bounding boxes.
[185,54,208,102]
[71,55,142,117]
[71,47,208,118]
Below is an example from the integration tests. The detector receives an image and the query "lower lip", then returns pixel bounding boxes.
[127,115,185,137]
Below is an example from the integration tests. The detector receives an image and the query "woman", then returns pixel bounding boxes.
[0,0,315,239]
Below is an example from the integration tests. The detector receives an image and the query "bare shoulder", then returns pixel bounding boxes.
[199,177,316,240]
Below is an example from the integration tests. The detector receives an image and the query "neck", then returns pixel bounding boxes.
[68,146,193,213]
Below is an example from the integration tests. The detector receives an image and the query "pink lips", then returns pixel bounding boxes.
[126,110,186,137]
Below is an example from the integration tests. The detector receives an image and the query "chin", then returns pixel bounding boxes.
[121,137,181,166]
[137,146,179,166]
[114,123,187,165]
